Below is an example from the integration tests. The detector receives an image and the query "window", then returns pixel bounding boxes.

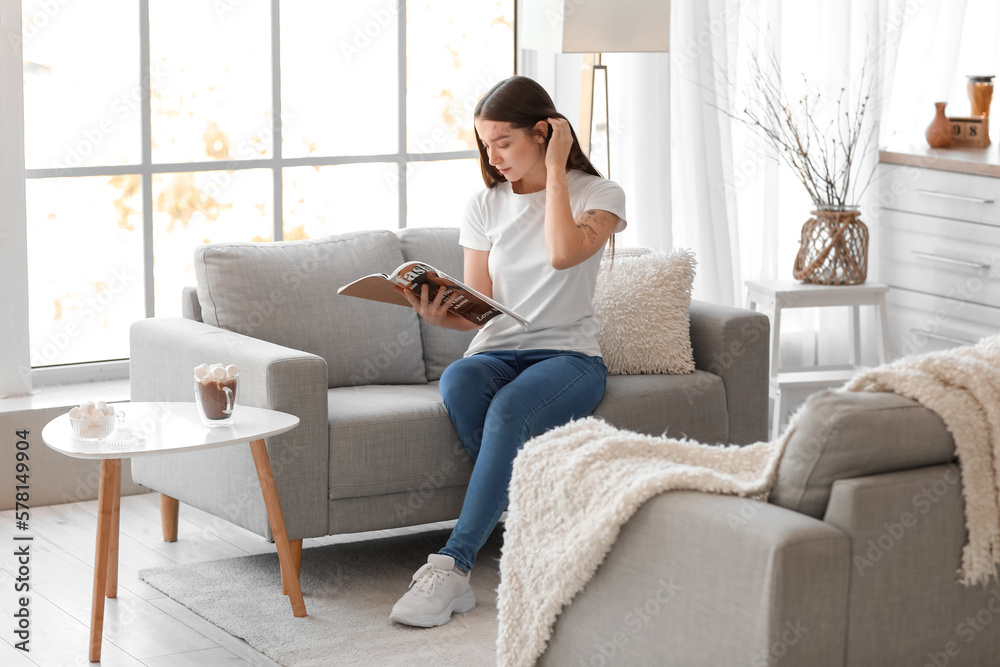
[20,0,514,376]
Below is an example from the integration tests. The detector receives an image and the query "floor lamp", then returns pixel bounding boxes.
[517,0,670,179]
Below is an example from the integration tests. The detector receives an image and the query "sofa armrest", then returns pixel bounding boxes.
[129,317,329,540]
[823,465,1000,665]
[688,299,770,444]
[540,491,849,667]
[181,285,202,321]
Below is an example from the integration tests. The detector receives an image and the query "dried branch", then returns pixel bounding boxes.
[721,42,879,210]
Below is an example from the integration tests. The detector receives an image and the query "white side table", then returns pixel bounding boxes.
[41,402,302,663]
[745,279,891,439]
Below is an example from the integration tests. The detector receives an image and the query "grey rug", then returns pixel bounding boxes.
[139,528,502,666]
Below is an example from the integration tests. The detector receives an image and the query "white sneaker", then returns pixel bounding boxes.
[389,554,476,627]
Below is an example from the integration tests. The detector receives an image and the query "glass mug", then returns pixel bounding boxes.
[194,372,239,426]
[967,75,994,118]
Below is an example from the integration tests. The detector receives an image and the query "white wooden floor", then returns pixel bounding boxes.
[0,492,454,666]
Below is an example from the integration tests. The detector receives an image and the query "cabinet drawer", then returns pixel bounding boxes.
[879,210,1000,307]
[886,287,1000,359]
[879,164,1000,226]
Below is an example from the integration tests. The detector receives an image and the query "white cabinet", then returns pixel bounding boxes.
[877,159,1000,358]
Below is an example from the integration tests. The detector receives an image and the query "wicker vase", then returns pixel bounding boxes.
[792,208,869,285]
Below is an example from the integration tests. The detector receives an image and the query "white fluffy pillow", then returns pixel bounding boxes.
[593,248,697,375]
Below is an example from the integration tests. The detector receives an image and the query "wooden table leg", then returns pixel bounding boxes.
[282,539,303,595]
[105,462,121,599]
[160,494,179,542]
[249,439,307,617]
[90,459,121,662]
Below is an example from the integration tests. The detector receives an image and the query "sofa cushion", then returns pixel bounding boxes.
[327,384,475,504]
[595,372,729,444]
[326,372,731,509]
[195,231,426,388]
[770,390,957,518]
[397,227,477,381]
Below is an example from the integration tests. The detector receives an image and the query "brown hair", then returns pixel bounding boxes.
[474,75,603,189]
[473,75,615,261]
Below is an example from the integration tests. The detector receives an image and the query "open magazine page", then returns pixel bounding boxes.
[394,263,529,328]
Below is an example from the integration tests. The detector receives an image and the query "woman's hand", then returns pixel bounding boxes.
[544,117,573,173]
[395,285,481,331]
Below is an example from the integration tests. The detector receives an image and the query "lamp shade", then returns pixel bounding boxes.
[518,0,669,53]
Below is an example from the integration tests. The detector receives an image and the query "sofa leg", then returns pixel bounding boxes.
[281,539,303,595]
[160,494,179,542]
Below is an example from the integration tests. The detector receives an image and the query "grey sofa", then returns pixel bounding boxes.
[542,388,1000,666]
[129,227,768,548]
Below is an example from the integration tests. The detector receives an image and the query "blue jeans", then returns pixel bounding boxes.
[438,349,608,572]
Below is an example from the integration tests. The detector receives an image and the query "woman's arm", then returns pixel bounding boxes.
[463,247,492,298]
[543,118,619,270]
[395,247,491,331]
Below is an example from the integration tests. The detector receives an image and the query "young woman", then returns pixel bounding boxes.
[390,75,627,628]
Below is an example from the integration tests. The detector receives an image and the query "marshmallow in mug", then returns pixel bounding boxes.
[194,363,239,379]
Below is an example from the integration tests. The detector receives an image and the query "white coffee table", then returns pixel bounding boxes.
[41,402,303,663]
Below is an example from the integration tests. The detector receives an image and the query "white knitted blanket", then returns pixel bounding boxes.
[495,416,790,667]
[496,333,1000,666]
[845,333,1000,586]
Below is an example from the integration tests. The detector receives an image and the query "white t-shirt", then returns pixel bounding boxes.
[459,169,627,358]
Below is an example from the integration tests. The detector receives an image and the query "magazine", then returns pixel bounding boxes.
[337,262,530,328]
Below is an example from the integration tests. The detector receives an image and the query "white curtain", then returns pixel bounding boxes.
[522,0,999,363]
[670,0,745,306]
[519,50,672,251]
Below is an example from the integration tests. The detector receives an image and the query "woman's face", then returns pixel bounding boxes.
[475,118,547,191]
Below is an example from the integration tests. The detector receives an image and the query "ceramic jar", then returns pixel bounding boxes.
[925,102,952,148]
